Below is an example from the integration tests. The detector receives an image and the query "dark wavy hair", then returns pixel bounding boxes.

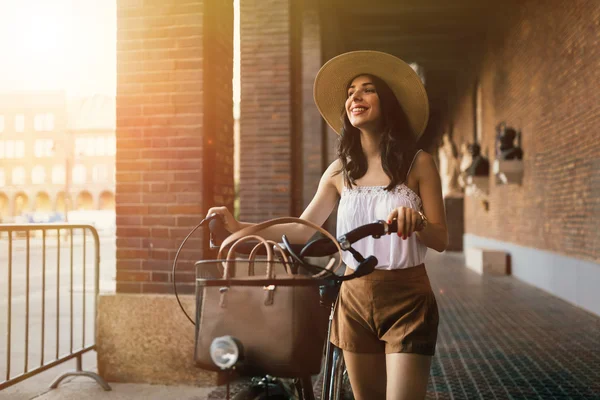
[335,74,418,191]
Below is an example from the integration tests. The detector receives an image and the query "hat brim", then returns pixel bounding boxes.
[313,51,429,139]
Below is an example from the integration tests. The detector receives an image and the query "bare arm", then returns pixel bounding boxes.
[220,160,341,244]
[414,152,449,252]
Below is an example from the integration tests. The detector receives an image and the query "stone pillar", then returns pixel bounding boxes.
[99,0,234,386]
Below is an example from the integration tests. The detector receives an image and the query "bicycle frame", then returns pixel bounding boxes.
[321,301,347,400]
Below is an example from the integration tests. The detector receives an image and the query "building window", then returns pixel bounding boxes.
[46,113,55,131]
[72,164,86,184]
[85,138,95,156]
[35,113,55,132]
[34,139,54,157]
[74,136,115,157]
[15,114,25,132]
[33,113,54,132]
[52,165,65,184]
[3,140,24,159]
[107,136,116,156]
[32,165,46,184]
[92,164,108,182]
[34,115,44,132]
[96,137,106,156]
[12,167,26,185]
[0,115,4,132]
[16,141,24,158]
[76,136,97,156]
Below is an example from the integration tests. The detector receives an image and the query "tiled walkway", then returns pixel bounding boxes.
[426,251,600,400]
[205,251,600,399]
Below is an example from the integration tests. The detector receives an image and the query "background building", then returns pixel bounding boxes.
[0,92,116,226]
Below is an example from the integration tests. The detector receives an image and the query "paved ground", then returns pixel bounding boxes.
[1,250,599,399]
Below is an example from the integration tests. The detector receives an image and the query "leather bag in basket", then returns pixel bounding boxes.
[194,217,343,378]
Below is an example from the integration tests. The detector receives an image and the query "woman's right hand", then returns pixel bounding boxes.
[205,206,241,233]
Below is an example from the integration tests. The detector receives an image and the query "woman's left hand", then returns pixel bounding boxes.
[386,206,423,240]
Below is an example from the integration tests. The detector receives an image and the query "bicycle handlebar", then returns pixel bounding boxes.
[207,214,398,257]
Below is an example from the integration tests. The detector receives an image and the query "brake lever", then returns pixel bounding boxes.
[281,235,305,265]
[337,256,378,282]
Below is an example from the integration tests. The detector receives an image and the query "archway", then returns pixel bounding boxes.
[99,191,115,210]
[56,191,72,214]
[13,192,29,216]
[76,191,94,210]
[35,192,52,212]
[0,193,9,219]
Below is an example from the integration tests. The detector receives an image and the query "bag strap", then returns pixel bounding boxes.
[221,235,273,279]
[248,240,291,276]
[218,217,343,277]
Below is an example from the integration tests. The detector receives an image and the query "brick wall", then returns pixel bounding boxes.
[301,0,324,212]
[452,0,600,262]
[116,0,233,294]
[239,0,294,221]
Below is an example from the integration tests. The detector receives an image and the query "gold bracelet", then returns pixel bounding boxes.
[417,211,428,231]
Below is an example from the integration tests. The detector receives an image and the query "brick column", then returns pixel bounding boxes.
[301,0,325,211]
[239,0,295,221]
[115,0,233,294]
[240,0,340,227]
[98,0,233,385]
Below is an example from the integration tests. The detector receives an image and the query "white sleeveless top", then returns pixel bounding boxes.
[336,151,427,270]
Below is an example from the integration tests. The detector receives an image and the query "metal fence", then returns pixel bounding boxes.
[0,224,110,391]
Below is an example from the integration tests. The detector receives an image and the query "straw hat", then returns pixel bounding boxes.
[313,50,429,138]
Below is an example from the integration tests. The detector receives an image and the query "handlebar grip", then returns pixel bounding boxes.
[300,238,338,257]
[388,220,398,233]
[343,220,393,243]
[301,220,399,257]
[208,215,231,245]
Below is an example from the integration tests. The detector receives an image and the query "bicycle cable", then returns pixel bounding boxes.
[172,219,206,326]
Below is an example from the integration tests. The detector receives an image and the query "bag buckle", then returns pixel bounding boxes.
[263,285,276,306]
[219,287,229,308]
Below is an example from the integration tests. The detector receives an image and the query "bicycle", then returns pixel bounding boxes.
[172,214,401,400]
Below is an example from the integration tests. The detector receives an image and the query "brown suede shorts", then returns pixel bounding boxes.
[330,264,439,355]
